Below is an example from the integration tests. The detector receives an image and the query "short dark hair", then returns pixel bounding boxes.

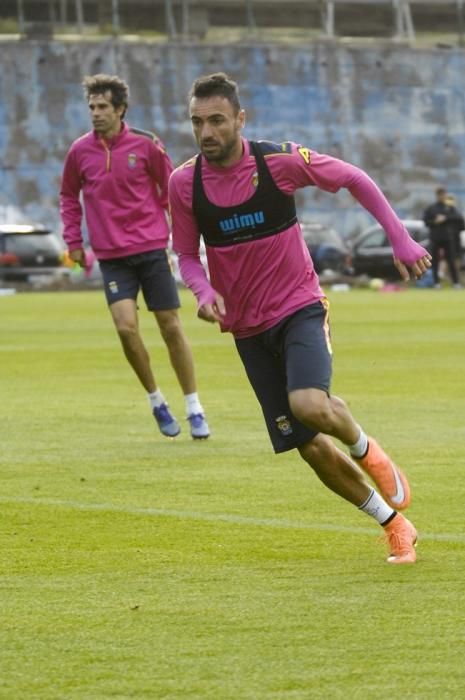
[82,73,129,117]
[188,72,241,114]
[436,186,447,196]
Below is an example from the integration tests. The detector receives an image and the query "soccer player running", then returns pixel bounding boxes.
[169,73,432,563]
[60,74,209,439]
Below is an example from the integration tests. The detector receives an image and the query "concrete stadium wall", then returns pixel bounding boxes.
[1,38,464,236]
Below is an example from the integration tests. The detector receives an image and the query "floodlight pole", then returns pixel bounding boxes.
[48,0,56,29]
[17,0,25,34]
[182,0,189,39]
[112,0,120,36]
[59,0,67,27]
[75,0,84,34]
[458,0,464,48]
[246,0,257,33]
[165,0,177,38]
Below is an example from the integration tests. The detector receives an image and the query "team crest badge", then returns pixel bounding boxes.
[252,171,259,188]
[275,415,293,436]
[128,153,137,168]
[109,280,119,294]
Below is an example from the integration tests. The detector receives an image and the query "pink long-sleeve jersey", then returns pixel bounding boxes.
[60,122,173,260]
[169,138,427,338]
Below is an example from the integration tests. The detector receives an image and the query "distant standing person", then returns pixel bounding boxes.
[445,193,464,276]
[423,187,463,289]
[169,73,433,564]
[60,73,210,439]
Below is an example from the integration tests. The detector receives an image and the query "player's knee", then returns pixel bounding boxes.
[116,321,138,343]
[298,433,333,468]
[160,320,181,345]
[330,394,347,412]
[289,394,332,432]
[159,316,185,348]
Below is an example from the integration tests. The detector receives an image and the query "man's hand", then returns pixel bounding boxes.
[198,293,226,324]
[394,253,432,281]
[69,248,86,268]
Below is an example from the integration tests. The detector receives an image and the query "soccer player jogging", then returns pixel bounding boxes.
[60,74,209,439]
[169,73,432,563]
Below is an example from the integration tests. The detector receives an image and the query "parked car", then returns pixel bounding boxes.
[350,219,431,279]
[0,224,68,282]
[300,221,352,274]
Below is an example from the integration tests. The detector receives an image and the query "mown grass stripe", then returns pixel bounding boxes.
[2,496,464,544]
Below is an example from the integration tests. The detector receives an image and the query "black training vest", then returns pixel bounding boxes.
[192,140,297,247]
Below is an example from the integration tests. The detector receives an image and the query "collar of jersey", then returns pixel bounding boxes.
[201,137,251,174]
[93,121,128,147]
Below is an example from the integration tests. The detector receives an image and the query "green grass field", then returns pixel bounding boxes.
[1,287,464,699]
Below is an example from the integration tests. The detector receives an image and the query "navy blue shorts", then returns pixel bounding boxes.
[99,249,180,311]
[234,301,332,453]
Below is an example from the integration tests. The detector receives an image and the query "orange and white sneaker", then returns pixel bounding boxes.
[355,438,411,510]
[383,514,417,564]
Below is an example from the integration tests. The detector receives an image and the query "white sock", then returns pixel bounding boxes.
[349,426,369,458]
[148,389,166,410]
[185,392,203,417]
[358,488,395,525]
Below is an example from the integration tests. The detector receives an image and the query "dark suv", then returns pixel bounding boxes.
[0,224,67,282]
[350,219,431,279]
